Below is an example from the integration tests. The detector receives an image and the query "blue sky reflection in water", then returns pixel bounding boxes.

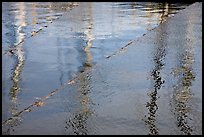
[2,2,200,135]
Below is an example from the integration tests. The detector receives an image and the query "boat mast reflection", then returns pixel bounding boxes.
[66,3,94,135]
[3,2,27,135]
[144,3,168,135]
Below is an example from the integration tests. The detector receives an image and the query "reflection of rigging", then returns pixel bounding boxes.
[144,9,167,134]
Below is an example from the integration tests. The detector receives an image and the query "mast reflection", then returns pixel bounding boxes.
[144,36,166,135]
[10,2,26,113]
[66,3,94,135]
[144,3,168,135]
[3,2,27,135]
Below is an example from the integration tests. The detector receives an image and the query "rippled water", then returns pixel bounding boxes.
[2,2,198,135]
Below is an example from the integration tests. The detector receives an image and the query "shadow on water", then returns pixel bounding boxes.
[144,3,169,135]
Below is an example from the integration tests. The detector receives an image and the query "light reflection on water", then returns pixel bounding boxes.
[2,2,195,135]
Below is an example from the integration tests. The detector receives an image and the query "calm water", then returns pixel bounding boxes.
[2,2,199,135]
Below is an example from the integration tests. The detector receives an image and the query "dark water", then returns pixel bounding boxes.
[2,2,200,135]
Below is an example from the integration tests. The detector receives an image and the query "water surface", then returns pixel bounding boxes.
[2,2,199,135]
